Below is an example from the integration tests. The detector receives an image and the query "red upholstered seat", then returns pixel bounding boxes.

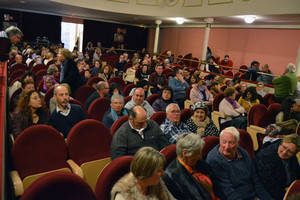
[86,76,104,87]
[20,171,96,200]
[122,84,136,97]
[238,129,255,159]
[224,70,233,77]
[94,156,133,200]
[67,119,112,166]
[9,63,27,74]
[212,93,224,111]
[146,94,160,106]
[160,144,177,168]
[108,76,126,91]
[9,69,25,83]
[150,111,166,125]
[31,64,47,74]
[69,98,88,115]
[12,125,69,180]
[283,180,300,200]
[124,95,132,104]
[266,103,281,124]
[248,104,268,127]
[44,86,55,108]
[185,86,192,100]
[180,109,193,123]
[110,115,129,136]
[73,85,96,105]
[9,88,22,110]
[163,68,174,78]
[202,136,219,159]
[239,65,248,73]
[88,97,110,121]
[233,72,241,78]
[35,69,47,86]
[263,93,275,107]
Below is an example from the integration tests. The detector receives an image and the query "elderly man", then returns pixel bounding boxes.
[49,85,87,137]
[273,63,298,103]
[206,127,272,200]
[163,133,220,200]
[102,94,128,130]
[254,135,300,200]
[110,105,169,160]
[10,54,23,68]
[0,26,23,61]
[84,81,109,110]
[160,103,189,144]
[124,87,155,119]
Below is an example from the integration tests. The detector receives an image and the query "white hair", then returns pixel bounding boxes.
[176,133,205,158]
[220,126,240,142]
[166,103,180,113]
[286,63,296,73]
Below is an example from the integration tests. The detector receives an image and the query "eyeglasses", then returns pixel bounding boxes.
[280,144,296,155]
[169,110,180,114]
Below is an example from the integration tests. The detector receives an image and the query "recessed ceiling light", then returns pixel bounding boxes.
[175,17,185,24]
[244,15,256,23]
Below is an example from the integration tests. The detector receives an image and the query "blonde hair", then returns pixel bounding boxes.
[130,147,166,181]
[59,48,73,60]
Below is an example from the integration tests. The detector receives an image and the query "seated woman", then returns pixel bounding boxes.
[163,133,220,200]
[209,82,222,98]
[190,80,213,105]
[219,87,247,130]
[189,74,199,85]
[11,90,49,138]
[237,86,260,113]
[98,64,114,82]
[186,102,219,137]
[41,75,57,94]
[111,146,174,200]
[123,61,139,84]
[136,64,150,81]
[90,59,102,77]
[152,86,173,112]
[254,135,300,200]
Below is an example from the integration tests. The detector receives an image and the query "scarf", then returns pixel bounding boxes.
[111,108,128,121]
[225,97,238,109]
[192,116,210,136]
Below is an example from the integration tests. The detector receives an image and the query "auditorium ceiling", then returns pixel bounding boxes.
[1,0,300,27]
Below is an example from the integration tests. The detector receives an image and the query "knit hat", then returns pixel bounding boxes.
[282,134,300,152]
[192,102,207,111]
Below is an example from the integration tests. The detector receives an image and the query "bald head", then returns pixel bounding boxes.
[133,88,145,105]
[15,54,23,64]
[129,105,147,130]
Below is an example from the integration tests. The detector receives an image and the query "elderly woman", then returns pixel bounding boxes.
[190,80,213,105]
[98,64,114,82]
[11,90,49,138]
[111,146,174,200]
[219,87,247,129]
[186,102,219,137]
[254,135,300,200]
[163,133,220,200]
[152,86,173,112]
[102,94,128,130]
[237,86,260,113]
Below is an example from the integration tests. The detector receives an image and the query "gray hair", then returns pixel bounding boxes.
[95,81,107,91]
[111,94,124,104]
[47,64,58,75]
[166,103,180,113]
[176,133,205,158]
[5,26,23,37]
[220,126,240,142]
[286,63,296,73]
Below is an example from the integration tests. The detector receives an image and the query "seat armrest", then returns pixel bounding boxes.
[10,170,24,197]
[211,111,226,131]
[67,159,84,178]
[247,125,266,151]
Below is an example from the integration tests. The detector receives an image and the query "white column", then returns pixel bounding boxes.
[296,45,300,76]
[153,20,162,54]
[201,23,211,62]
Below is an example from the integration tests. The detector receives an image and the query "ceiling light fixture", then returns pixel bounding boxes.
[175,17,185,24]
[244,15,256,24]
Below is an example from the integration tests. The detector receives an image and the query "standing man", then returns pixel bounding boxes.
[169,69,189,109]
[0,26,23,61]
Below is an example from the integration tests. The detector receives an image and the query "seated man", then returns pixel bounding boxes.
[257,64,274,84]
[245,61,260,81]
[49,85,87,138]
[84,81,109,110]
[102,94,128,130]
[10,54,24,67]
[124,87,155,119]
[149,63,168,94]
[160,103,189,144]
[220,55,233,70]
[110,105,169,160]
[254,135,300,200]
[206,127,272,200]
[163,133,220,200]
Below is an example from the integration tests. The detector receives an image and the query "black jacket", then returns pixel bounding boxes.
[163,158,220,200]
[254,140,300,200]
[61,59,83,94]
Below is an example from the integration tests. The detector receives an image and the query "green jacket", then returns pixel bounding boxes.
[272,72,297,98]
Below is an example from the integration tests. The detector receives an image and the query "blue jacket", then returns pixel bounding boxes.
[168,77,189,100]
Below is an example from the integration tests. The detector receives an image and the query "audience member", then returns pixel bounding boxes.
[41,75,56,94]
[219,87,247,130]
[136,64,150,81]
[102,94,128,130]
[256,82,266,97]
[254,135,300,200]
[152,86,173,112]
[190,80,213,105]
[238,86,260,113]
[206,127,273,200]
[11,90,49,138]
[110,105,169,160]
[245,61,260,81]
[220,55,233,70]
[163,133,220,200]
[111,146,174,200]
[114,54,127,77]
[108,82,122,98]
[90,60,102,77]
[257,64,274,84]
[189,74,199,85]
[124,60,139,84]
[84,81,109,110]
[98,64,114,82]
[93,47,101,63]
[186,102,219,137]
[49,85,86,137]
[0,26,23,61]
[9,71,36,99]
[160,103,189,144]
[209,82,222,98]
[129,80,152,98]
[149,63,168,94]
[273,63,298,103]
[169,69,189,109]
[125,88,155,118]
[10,54,23,67]
[205,56,220,74]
